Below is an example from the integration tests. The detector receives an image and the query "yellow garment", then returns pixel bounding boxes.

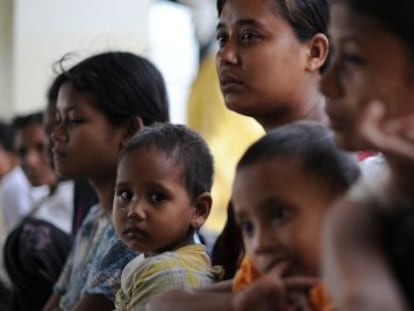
[115,244,220,311]
[187,55,264,232]
[232,256,334,311]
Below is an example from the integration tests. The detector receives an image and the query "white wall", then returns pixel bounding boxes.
[3,0,151,117]
[0,0,13,120]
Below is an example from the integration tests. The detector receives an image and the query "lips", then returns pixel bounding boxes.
[123,226,147,240]
[219,73,244,93]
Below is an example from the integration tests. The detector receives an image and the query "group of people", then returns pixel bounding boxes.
[0,0,413,310]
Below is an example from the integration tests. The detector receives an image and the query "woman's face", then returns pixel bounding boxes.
[321,3,414,150]
[52,82,124,181]
[216,0,311,128]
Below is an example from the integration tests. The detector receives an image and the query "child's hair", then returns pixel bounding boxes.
[330,0,414,57]
[12,112,44,134]
[57,51,170,126]
[119,123,214,203]
[237,121,360,193]
[0,121,14,152]
[216,0,331,72]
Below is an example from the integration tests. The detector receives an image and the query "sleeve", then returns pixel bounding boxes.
[53,246,74,296]
[82,225,137,302]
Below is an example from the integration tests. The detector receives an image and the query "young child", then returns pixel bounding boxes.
[229,121,359,310]
[320,0,414,310]
[146,121,359,311]
[113,123,222,311]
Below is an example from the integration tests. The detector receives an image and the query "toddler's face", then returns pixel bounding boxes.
[113,148,196,253]
[321,3,414,151]
[232,158,336,277]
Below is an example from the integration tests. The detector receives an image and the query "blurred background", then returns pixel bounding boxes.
[0,0,263,232]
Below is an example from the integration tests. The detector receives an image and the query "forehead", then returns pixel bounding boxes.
[219,0,278,22]
[15,123,46,146]
[57,82,96,112]
[118,147,183,179]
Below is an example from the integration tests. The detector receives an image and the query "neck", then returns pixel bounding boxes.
[260,90,328,132]
[89,176,116,218]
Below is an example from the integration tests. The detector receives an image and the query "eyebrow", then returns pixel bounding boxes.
[217,18,265,30]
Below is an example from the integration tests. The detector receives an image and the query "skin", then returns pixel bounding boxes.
[231,159,337,278]
[44,82,138,311]
[216,0,329,131]
[15,123,57,187]
[113,148,211,253]
[321,3,414,152]
[320,3,414,310]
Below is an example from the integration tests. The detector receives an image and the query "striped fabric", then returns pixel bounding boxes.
[115,244,222,311]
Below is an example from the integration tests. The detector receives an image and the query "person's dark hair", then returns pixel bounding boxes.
[12,112,44,134]
[217,0,331,72]
[330,0,414,56]
[0,121,14,152]
[238,121,360,193]
[119,123,214,203]
[57,51,169,126]
[211,202,244,280]
[47,73,66,104]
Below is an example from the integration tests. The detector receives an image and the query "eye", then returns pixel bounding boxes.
[240,31,259,44]
[269,207,288,226]
[149,192,168,204]
[342,52,366,65]
[216,31,228,48]
[239,220,254,237]
[117,190,133,202]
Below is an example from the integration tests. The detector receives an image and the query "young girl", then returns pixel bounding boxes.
[43,51,169,311]
[320,1,414,310]
[113,123,221,310]
[148,121,359,311]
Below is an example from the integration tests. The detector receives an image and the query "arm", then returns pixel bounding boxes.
[322,198,409,311]
[43,293,61,311]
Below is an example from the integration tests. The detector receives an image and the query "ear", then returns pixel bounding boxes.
[121,116,144,147]
[191,192,212,231]
[305,33,329,72]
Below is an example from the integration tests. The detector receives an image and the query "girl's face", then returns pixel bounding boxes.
[15,123,56,187]
[232,159,336,277]
[113,148,199,253]
[216,0,311,127]
[52,82,124,180]
[321,3,414,151]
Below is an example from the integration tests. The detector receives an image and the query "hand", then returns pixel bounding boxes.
[232,264,318,311]
[360,100,414,160]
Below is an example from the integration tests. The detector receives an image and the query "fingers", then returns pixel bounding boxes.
[360,101,414,160]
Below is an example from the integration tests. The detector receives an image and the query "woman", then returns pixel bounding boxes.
[43,51,169,311]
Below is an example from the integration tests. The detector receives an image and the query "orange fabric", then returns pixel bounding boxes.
[233,256,334,310]
[310,283,334,311]
[232,256,261,293]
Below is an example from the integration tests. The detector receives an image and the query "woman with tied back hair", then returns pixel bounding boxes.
[320,0,414,310]
[147,0,331,310]
[43,51,169,311]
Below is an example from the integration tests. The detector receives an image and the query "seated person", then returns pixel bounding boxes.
[113,124,222,311]
[4,112,73,311]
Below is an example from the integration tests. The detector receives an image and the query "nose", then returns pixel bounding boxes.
[320,57,343,100]
[25,149,41,171]
[51,122,68,144]
[127,200,147,221]
[252,225,278,255]
[216,40,240,68]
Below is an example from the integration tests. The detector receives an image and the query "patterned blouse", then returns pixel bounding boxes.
[54,204,137,310]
